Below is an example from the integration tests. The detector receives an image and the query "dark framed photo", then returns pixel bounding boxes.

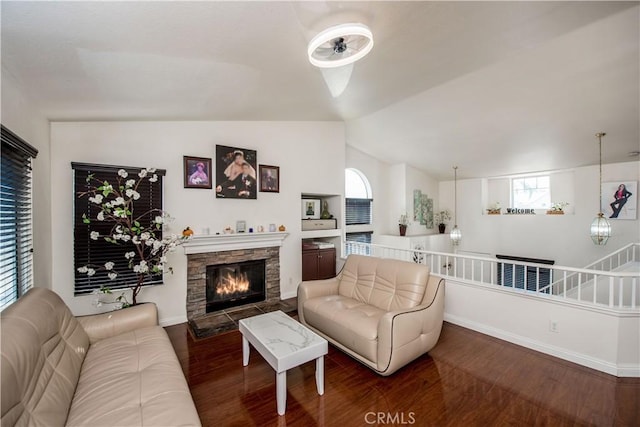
[184,156,212,189]
[259,165,280,193]
[215,145,257,199]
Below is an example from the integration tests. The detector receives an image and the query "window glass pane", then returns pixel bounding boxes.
[512,175,551,209]
[345,169,371,199]
[72,163,165,295]
[1,126,37,311]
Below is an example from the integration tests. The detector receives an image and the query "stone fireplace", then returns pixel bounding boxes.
[184,233,288,322]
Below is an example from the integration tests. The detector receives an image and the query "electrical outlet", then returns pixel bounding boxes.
[549,320,559,333]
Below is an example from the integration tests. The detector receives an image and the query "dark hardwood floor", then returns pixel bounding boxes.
[165,321,639,426]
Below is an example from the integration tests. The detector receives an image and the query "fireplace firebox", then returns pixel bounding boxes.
[206,259,266,312]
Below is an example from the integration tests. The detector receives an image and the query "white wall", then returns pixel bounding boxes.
[345,146,392,236]
[50,121,345,325]
[444,279,639,376]
[1,68,52,289]
[439,161,640,266]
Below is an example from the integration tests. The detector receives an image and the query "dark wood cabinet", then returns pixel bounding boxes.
[302,247,336,281]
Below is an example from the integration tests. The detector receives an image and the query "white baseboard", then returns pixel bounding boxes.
[444,313,639,378]
[160,315,187,327]
[280,290,297,300]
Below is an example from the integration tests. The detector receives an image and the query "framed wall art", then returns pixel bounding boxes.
[215,145,257,199]
[259,165,280,193]
[302,199,321,219]
[602,181,636,220]
[183,156,212,189]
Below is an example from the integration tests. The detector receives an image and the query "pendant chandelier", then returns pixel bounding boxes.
[450,166,462,246]
[590,132,611,245]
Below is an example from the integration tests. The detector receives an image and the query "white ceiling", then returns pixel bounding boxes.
[1,1,639,179]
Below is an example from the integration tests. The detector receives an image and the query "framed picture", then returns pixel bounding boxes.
[602,181,637,220]
[259,165,280,193]
[215,145,257,199]
[183,156,212,189]
[302,199,321,219]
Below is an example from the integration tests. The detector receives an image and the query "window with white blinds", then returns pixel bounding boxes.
[72,163,166,295]
[345,198,372,225]
[1,125,38,311]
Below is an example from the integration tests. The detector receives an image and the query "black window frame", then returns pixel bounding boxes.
[1,125,38,311]
[72,162,166,295]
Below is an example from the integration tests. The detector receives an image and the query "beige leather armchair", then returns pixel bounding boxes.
[298,255,444,376]
[1,288,201,427]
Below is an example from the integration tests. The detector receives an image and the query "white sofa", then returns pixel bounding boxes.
[298,255,445,376]
[1,287,201,427]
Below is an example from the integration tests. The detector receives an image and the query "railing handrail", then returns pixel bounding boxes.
[582,242,640,270]
[344,241,640,310]
[355,242,640,278]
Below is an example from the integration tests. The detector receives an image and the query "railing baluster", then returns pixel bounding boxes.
[563,271,567,298]
[471,259,475,282]
[618,277,623,308]
[633,277,637,309]
[462,259,466,280]
[593,274,598,304]
[480,261,484,284]
[608,276,614,307]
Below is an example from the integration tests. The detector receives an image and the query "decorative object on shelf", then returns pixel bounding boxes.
[413,189,434,228]
[301,219,337,231]
[183,156,212,189]
[505,208,536,215]
[547,202,569,215]
[603,181,636,220]
[259,164,280,193]
[258,225,265,232]
[249,228,254,233]
[182,227,194,237]
[76,167,185,306]
[215,145,257,199]
[590,133,612,245]
[223,226,233,234]
[269,223,276,232]
[236,220,246,233]
[398,214,408,236]
[307,23,374,68]
[320,200,332,219]
[487,202,501,215]
[433,210,451,234]
[450,166,462,246]
[279,225,286,232]
[302,199,321,219]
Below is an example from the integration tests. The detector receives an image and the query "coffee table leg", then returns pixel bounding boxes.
[242,336,250,366]
[276,371,287,415]
[315,355,324,395]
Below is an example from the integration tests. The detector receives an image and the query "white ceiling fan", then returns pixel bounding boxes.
[307,23,374,69]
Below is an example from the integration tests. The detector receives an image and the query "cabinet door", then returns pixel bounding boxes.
[317,248,336,279]
[302,250,318,281]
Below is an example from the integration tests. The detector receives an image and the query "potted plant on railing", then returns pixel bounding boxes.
[399,214,408,236]
[434,210,451,234]
[547,202,569,215]
[487,202,501,215]
[76,167,186,307]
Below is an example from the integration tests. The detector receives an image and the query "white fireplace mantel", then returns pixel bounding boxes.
[182,232,289,254]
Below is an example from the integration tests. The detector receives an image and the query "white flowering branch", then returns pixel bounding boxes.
[77,167,185,306]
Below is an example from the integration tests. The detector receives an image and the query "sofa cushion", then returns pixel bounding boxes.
[303,295,386,362]
[66,326,200,427]
[1,288,89,427]
[337,255,430,311]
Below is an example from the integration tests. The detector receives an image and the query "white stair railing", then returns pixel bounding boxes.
[344,241,640,310]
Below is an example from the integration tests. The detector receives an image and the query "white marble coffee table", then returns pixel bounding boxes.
[239,310,328,415]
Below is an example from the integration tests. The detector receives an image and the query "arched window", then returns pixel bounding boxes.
[345,168,373,254]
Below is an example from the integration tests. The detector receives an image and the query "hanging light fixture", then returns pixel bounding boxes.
[308,23,374,68]
[590,132,611,245]
[450,166,462,246]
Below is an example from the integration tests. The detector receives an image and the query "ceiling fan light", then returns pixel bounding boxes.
[308,23,374,68]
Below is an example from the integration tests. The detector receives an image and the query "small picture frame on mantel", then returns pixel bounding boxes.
[301,199,321,219]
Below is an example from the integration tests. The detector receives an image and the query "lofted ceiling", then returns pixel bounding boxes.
[1,1,639,179]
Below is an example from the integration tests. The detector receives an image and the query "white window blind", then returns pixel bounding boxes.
[1,125,38,311]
